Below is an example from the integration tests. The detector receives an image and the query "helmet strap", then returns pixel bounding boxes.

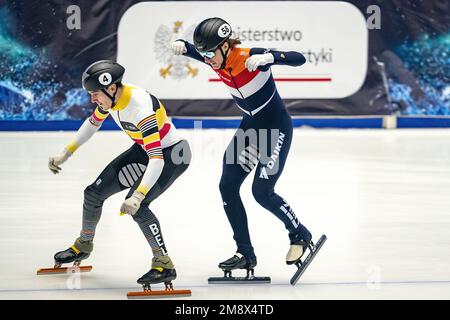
[219,44,230,70]
[101,85,119,108]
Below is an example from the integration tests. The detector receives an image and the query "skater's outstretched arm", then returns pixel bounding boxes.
[172,40,205,63]
[48,106,108,174]
[245,47,307,72]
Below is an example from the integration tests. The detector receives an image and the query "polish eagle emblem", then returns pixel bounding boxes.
[154,21,198,79]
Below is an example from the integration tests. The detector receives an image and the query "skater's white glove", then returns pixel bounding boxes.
[120,191,146,216]
[171,41,187,55]
[245,53,274,72]
[48,148,72,174]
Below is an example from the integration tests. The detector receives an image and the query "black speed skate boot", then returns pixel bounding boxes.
[54,237,93,268]
[37,237,94,275]
[219,253,257,272]
[137,256,177,291]
[128,255,192,298]
[209,253,270,284]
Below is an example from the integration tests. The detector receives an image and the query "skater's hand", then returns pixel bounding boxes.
[171,41,187,55]
[48,148,72,174]
[245,53,274,72]
[120,191,146,216]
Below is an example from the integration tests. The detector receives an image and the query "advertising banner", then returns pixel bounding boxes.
[0,0,448,124]
[118,1,368,99]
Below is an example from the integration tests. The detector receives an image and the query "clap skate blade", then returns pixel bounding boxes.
[37,261,93,275]
[127,281,191,299]
[290,234,327,285]
[208,268,271,284]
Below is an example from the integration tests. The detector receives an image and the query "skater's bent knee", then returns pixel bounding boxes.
[84,185,98,198]
[251,183,274,205]
[83,184,105,204]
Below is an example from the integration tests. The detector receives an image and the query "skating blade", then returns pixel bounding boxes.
[208,276,271,284]
[290,234,327,285]
[127,289,191,299]
[36,266,93,275]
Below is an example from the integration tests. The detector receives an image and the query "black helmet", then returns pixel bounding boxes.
[193,17,232,52]
[82,60,125,92]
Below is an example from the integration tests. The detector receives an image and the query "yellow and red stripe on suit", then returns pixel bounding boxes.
[89,106,109,126]
[108,85,179,146]
[108,84,181,195]
[114,90,177,162]
[137,114,163,160]
[65,84,182,196]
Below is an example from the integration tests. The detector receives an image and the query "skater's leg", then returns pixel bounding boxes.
[252,119,311,243]
[54,144,148,265]
[251,171,311,243]
[220,164,255,259]
[127,140,190,254]
[219,126,258,260]
[132,206,177,285]
[132,206,168,257]
[80,143,148,242]
[131,140,191,285]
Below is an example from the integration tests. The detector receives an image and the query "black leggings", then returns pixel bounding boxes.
[219,108,310,259]
[80,140,191,257]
